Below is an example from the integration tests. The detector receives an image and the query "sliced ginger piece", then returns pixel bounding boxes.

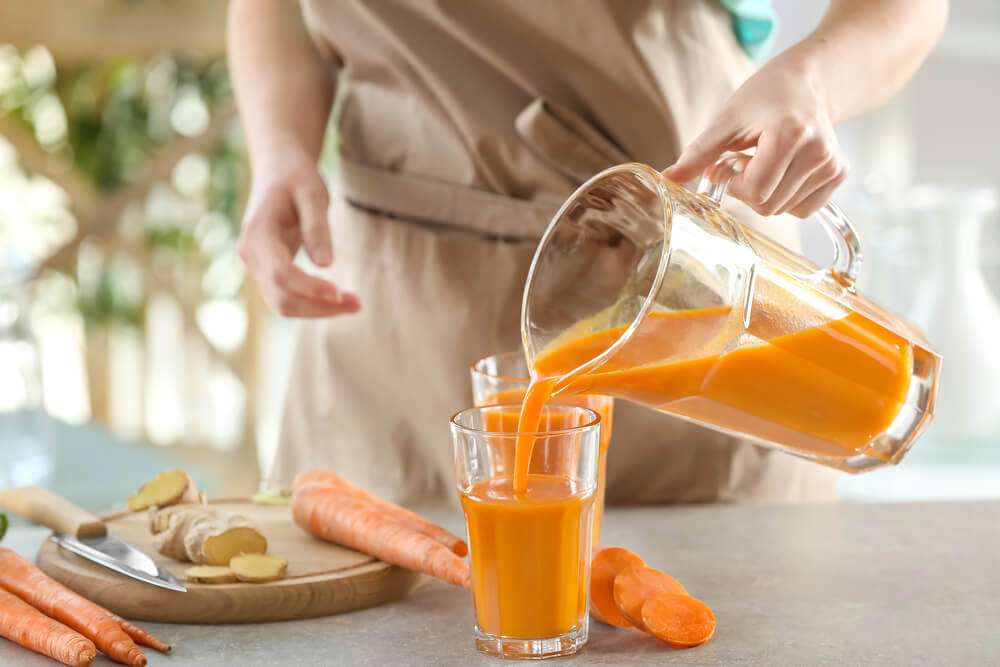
[198,526,268,566]
[151,507,268,565]
[613,565,688,631]
[640,593,716,648]
[128,469,203,511]
[148,507,172,535]
[230,554,288,583]
[185,565,237,584]
[590,547,645,627]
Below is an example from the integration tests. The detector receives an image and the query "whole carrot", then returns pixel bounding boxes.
[0,587,96,667]
[292,483,470,587]
[0,548,149,666]
[293,470,468,556]
[111,616,171,654]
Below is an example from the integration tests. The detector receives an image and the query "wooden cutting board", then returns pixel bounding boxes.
[35,500,424,624]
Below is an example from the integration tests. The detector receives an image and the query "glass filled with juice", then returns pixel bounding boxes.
[470,352,614,544]
[451,404,600,660]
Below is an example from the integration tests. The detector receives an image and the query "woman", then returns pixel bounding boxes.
[229,1,947,504]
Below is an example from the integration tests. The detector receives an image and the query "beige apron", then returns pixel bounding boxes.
[274,0,840,505]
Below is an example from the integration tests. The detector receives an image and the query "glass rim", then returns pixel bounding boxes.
[450,404,601,438]
[469,351,531,383]
[519,162,673,384]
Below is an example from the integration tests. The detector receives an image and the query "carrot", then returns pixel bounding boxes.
[292,483,470,587]
[113,616,172,654]
[640,593,716,648]
[589,547,645,627]
[0,548,148,666]
[293,469,468,557]
[0,587,96,667]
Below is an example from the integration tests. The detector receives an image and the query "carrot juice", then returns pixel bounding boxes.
[515,305,914,486]
[452,405,600,657]
[477,387,613,544]
[460,475,594,639]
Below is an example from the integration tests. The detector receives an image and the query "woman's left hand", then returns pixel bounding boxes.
[662,57,849,219]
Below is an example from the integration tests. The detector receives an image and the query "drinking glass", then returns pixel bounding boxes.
[470,352,614,543]
[451,404,600,660]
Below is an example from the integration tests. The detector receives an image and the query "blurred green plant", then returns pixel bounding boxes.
[0,45,245,329]
[75,248,145,328]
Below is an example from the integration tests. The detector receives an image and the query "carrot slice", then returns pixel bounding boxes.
[589,547,645,627]
[612,566,688,631]
[640,593,716,648]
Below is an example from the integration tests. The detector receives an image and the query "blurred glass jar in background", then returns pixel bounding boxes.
[0,276,54,488]
[896,185,1000,450]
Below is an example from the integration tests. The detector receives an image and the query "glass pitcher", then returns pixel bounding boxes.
[521,155,940,473]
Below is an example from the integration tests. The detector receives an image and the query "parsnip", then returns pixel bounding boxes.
[184,565,237,584]
[151,506,268,565]
[128,469,205,511]
[230,554,288,583]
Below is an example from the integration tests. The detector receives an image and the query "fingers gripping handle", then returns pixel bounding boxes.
[695,153,749,205]
[694,154,862,289]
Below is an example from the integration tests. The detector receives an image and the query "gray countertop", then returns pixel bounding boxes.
[2,501,999,666]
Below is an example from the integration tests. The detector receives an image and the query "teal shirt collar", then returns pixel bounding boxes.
[720,0,777,61]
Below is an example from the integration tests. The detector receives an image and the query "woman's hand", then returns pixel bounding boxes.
[663,57,849,219]
[238,146,360,318]
[664,0,947,219]
[229,2,353,318]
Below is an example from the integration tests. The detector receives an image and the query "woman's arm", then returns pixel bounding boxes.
[664,0,948,218]
[800,0,949,122]
[228,1,359,317]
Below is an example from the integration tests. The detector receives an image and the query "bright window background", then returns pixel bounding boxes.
[771,0,1000,501]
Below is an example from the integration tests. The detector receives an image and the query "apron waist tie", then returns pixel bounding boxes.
[338,155,563,242]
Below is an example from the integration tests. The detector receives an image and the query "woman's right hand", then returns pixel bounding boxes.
[238,148,361,318]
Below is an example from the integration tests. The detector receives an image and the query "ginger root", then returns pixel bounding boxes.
[128,469,204,511]
[151,506,267,565]
[184,565,237,584]
[230,554,288,583]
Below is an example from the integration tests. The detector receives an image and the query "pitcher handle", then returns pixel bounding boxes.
[695,154,862,289]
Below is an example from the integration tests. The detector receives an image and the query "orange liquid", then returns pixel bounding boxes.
[478,388,612,543]
[461,475,594,638]
[515,307,913,489]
